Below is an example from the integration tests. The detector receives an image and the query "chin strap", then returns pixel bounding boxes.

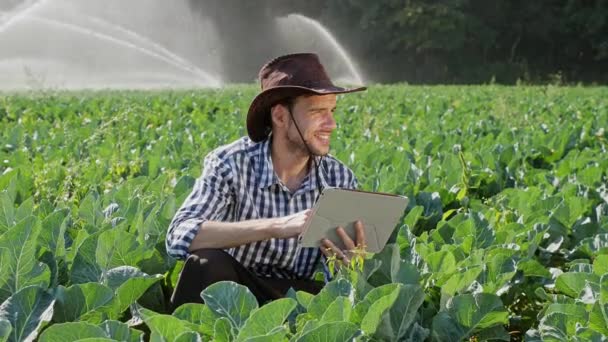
[287,109,325,198]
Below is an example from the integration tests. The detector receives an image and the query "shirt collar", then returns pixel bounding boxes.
[257,137,278,189]
[256,135,327,192]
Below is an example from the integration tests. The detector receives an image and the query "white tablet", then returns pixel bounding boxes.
[299,188,409,253]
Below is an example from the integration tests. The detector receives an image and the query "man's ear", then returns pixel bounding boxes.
[270,103,289,129]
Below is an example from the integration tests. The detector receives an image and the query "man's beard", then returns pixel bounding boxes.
[285,130,327,157]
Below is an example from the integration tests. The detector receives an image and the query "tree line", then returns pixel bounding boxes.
[191,0,608,84]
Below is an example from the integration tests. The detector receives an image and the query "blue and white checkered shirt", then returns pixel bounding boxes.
[166,136,358,280]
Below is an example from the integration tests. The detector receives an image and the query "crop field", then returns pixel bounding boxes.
[0,85,607,341]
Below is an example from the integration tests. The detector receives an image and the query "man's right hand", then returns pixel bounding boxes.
[271,209,312,239]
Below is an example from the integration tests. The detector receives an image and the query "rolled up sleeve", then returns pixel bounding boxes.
[166,153,232,259]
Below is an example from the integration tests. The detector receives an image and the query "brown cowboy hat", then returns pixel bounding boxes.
[247,53,366,142]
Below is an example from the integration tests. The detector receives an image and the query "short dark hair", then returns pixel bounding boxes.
[275,92,315,113]
[275,96,295,112]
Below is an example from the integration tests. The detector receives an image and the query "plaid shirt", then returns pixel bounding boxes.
[166,136,358,279]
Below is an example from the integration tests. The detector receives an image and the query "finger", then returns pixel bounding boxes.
[355,220,366,248]
[304,210,312,221]
[320,239,334,258]
[323,238,349,264]
[336,226,356,251]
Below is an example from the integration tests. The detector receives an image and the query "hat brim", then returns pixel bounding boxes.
[247,85,367,142]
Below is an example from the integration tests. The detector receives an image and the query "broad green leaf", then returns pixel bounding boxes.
[432,293,509,341]
[38,209,68,258]
[359,286,400,336]
[129,302,160,326]
[588,302,608,336]
[475,325,512,341]
[174,176,196,199]
[367,244,420,287]
[452,213,495,253]
[103,267,162,319]
[142,204,165,241]
[38,322,106,341]
[172,303,217,337]
[240,328,287,342]
[340,264,375,301]
[14,197,33,223]
[403,206,424,232]
[100,320,143,342]
[572,234,608,258]
[573,325,608,342]
[453,294,509,329]
[295,291,314,309]
[544,303,588,319]
[413,192,443,233]
[0,285,55,342]
[78,190,103,228]
[136,282,166,314]
[294,313,317,337]
[555,272,600,298]
[431,221,456,244]
[569,262,594,273]
[213,317,235,342]
[601,274,608,305]
[375,284,425,341]
[478,250,517,294]
[103,265,148,290]
[174,331,202,342]
[442,265,483,295]
[593,255,608,276]
[518,259,552,278]
[393,260,420,285]
[236,298,296,341]
[66,229,90,265]
[0,319,10,342]
[586,275,608,335]
[319,296,351,324]
[294,321,359,342]
[538,309,588,341]
[136,249,170,276]
[70,231,104,284]
[367,244,400,286]
[53,283,114,323]
[425,250,456,275]
[0,192,15,232]
[307,279,352,319]
[201,281,258,328]
[0,217,50,303]
[351,283,400,324]
[399,206,424,249]
[167,260,184,290]
[432,312,466,341]
[35,199,54,219]
[403,322,430,342]
[145,314,196,342]
[95,228,152,272]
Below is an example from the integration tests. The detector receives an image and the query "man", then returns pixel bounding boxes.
[166,53,367,310]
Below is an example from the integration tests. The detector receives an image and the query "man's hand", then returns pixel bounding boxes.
[320,220,366,266]
[271,209,312,239]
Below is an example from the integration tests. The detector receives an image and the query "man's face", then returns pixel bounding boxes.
[285,94,337,156]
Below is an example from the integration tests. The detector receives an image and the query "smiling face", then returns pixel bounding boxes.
[272,93,338,157]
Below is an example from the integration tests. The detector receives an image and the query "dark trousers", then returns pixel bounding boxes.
[170,249,324,311]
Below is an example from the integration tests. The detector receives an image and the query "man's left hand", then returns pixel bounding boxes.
[320,220,366,266]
